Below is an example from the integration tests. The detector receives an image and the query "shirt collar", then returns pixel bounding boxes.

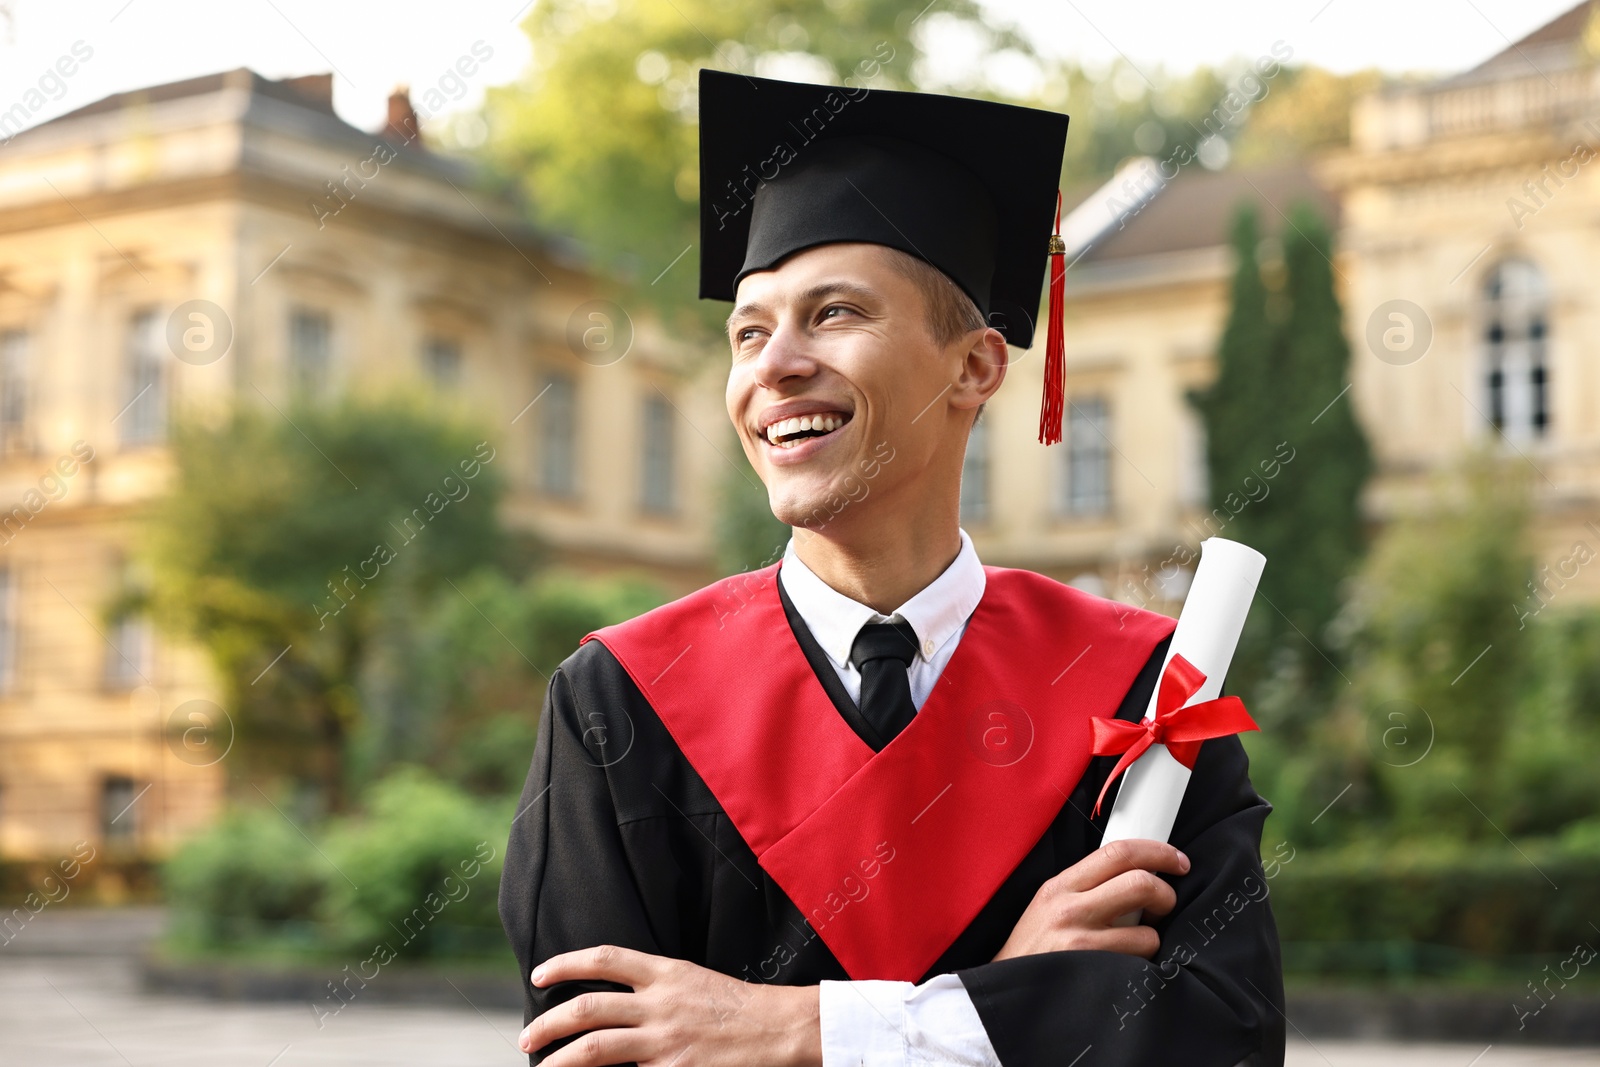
[778,529,987,668]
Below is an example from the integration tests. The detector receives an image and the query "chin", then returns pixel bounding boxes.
[765,489,828,529]
[764,477,857,531]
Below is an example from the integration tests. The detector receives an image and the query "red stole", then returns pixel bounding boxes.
[582,562,1175,982]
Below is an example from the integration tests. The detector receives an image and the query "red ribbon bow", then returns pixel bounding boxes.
[1088,653,1259,819]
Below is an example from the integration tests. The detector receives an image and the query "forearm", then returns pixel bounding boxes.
[958,746,1285,1065]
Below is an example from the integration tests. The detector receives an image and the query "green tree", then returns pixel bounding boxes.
[1192,201,1372,714]
[1265,201,1373,659]
[141,393,504,810]
[713,452,787,576]
[1328,453,1537,842]
[1229,66,1388,167]
[1191,206,1275,513]
[359,568,667,794]
[481,0,1036,334]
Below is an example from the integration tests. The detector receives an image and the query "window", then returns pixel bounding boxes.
[1482,260,1549,442]
[289,307,332,393]
[0,329,29,452]
[640,391,676,514]
[0,568,16,694]
[538,372,578,497]
[120,309,165,445]
[105,557,153,690]
[1057,396,1112,518]
[1178,406,1209,509]
[960,415,990,523]
[101,774,139,844]
[104,613,152,690]
[424,337,461,389]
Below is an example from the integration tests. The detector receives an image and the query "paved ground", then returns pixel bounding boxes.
[4,911,1600,1065]
[1284,1042,1600,1066]
[3,957,1600,1066]
[1,957,526,1066]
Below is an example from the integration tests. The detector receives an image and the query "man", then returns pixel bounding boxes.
[499,69,1286,1066]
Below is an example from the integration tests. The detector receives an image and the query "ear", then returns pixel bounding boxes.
[949,327,1008,412]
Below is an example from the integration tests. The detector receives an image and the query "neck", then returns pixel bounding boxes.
[791,514,962,615]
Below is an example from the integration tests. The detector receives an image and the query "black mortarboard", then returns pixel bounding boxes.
[698,69,1074,442]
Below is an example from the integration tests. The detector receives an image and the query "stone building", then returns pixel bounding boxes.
[970,0,1600,617]
[7,0,1600,861]
[0,69,724,860]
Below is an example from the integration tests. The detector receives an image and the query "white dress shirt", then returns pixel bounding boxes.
[779,529,1003,1067]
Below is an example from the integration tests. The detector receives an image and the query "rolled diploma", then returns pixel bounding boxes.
[1100,537,1265,925]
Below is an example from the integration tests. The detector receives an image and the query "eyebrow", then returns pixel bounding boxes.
[726,281,884,335]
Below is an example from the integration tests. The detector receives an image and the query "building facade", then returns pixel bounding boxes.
[970,1,1600,616]
[0,70,725,859]
[8,2,1600,860]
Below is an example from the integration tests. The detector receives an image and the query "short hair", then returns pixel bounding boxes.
[877,246,991,427]
[877,245,988,345]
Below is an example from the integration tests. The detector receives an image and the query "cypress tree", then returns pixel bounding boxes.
[1270,202,1372,658]
[1192,205,1278,510]
[1191,200,1372,708]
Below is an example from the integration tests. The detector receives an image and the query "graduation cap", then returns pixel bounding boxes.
[698,68,1073,444]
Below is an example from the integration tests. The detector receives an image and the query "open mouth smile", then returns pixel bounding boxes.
[762,412,852,449]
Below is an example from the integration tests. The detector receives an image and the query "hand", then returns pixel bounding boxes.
[520,944,822,1067]
[991,838,1189,962]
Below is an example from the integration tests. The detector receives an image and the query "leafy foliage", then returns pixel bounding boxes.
[142,393,505,809]
[1229,66,1387,167]
[1271,834,1600,977]
[1192,201,1371,711]
[321,769,508,957]
[163,806,325,945]
[483,0,1017,334]
[713,453,788,576]
[356,568,668,793]
[163,769,511,959]
[1251,454,1600,852]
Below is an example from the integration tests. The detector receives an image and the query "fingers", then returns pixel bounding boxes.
[1051,838,1189,894]
[1078,867,1179,926]
[520,991,645,1055]
[533,944,658,990]
[536,1024,654,1067]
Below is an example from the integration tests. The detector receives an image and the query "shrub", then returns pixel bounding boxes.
[1271,835,1600,977]
[163,806,326,946]
[319,768,507,958]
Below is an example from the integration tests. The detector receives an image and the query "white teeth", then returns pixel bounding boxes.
[763,413,846,445]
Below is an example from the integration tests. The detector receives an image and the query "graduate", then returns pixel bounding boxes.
[499,68,1287,1067]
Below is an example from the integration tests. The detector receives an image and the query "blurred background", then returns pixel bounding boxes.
[2,0,1599,1063]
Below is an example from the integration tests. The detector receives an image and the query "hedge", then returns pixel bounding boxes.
[1270,834,1600,977]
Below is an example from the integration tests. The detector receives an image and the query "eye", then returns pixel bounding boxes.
[735,326,764,344]
[819,304,856,323]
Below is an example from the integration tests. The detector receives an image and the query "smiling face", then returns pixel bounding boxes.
[725,242,1007,536]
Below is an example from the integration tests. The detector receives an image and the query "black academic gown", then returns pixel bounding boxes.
[498,582,1287,1066]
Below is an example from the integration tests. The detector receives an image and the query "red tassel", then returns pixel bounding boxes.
[1037,191,1067,445]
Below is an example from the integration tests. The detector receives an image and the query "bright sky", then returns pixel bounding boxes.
[0,0,1585,139]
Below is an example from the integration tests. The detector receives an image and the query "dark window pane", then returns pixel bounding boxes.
[1060,396,1112,517]
[289,308,331,393]
[101,775,138,843]
[960,417,989,523]
[425,338,461,388]
[538,374,578,497]
[640,393,675,514]
[121,310,165,445]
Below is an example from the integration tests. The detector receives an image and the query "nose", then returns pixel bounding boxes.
[750,316,819,393]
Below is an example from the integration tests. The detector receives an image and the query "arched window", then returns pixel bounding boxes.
[1482,259,1549,442]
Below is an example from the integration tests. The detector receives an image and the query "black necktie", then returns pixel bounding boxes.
[850,619,920,745]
